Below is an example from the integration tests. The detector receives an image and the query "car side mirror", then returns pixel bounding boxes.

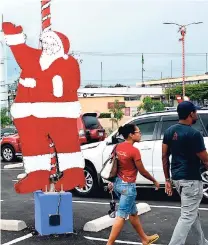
[107,136,119,145]
[112,136,118,144]
[106,136,116,145]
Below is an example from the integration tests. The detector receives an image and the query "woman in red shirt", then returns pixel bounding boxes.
[107,124,160,245]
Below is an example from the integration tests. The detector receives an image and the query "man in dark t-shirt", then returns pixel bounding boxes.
[162,101,208,245]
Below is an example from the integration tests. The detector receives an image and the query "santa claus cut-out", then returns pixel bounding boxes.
[3,22,86,194]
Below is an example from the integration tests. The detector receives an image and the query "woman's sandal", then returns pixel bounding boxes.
[143,234,160,245]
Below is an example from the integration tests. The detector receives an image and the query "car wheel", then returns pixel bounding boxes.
[74,165,99,197]
[202,171,208,199]
[1,145,16,162]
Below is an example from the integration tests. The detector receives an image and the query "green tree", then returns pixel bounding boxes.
[1,108,12,128]
[138,96,164,113]
[165,83,208,102]
[152,100,165,111]
[138,97,153,112]
[109,100,125,128]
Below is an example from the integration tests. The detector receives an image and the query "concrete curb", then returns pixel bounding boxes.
[4,163,23,169]
[0,219,27,231]
[17,173,27,179]
[83,202,151,232]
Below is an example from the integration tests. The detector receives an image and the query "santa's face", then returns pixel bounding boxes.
[39,31,66,71]
[41,35,61,56]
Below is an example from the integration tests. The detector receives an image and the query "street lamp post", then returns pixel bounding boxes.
[163,22,203,100]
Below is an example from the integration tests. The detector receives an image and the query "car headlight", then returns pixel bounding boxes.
[79,129,85,137]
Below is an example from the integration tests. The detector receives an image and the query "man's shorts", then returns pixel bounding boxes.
[113,177,138,219]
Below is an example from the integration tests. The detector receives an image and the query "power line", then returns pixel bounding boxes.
[71,51,208,57]
[1,53,207,62]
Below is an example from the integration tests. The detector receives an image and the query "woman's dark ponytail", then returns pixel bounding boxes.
[118,124,136,139]
[118,126,124,136]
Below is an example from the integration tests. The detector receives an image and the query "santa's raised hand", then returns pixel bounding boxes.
[3,22,26,46]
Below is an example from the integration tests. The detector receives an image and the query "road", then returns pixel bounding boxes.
[1,160,208,245]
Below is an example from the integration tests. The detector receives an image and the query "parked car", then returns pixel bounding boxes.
[1,113,106,162]
[75,109,208,199]
[78,113,106,145]
[164,107,177,111]
[1,126,17,138]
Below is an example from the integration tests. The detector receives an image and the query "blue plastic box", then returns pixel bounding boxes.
[34,191,73,235]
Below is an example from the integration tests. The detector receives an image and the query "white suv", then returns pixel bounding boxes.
[75,110,208,199]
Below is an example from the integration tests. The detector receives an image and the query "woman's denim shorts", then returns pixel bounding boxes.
[113,177,138,219]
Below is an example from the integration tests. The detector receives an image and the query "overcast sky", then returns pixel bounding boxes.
[1,0,208,87]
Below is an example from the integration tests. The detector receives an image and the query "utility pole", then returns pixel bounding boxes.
[101,61,103,87]
[206,53,207,73]
[171,60,173,78]
[168,80,171,106]
[161,72,163,79]
[0,14,9,110]
[142,64,144,85]
[141,53,145,87]
[163,21,203,100]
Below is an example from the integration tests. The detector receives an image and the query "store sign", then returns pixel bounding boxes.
[108,102,125,109]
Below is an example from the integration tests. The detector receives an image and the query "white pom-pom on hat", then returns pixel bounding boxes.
[63,54,68,60]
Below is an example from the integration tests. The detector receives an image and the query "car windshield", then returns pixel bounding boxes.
[1,127,17,136]
[200,114,208,133]
[82,115,100,129]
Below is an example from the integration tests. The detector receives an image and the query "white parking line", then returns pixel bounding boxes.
[84,236,163,245]
[150,205,208,211]
[12,180,18,182]
[1,200,3,202]
[1,198,207,212]
[2,233,33,245]
[73,200,208,211]
[73,200,108,205]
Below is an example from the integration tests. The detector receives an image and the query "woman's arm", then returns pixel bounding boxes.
[135,159,156,182]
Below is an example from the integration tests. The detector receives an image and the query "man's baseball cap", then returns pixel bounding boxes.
[177,101,197,119]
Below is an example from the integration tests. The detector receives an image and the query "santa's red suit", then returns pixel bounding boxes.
[3,22,85,193]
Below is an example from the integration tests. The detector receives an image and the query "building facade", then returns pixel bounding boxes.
[79,95,143,117]
[136,74,208,88]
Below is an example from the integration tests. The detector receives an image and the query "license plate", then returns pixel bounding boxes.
[99,132,104,136]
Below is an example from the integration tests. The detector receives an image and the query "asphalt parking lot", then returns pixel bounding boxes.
[1,160,208,245]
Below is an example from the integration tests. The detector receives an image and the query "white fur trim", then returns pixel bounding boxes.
[52,75,63,97]
[63,54,68,60]
[57,152,85,172]
[19,78,36,88]
[4,33,26,46]
[10,103,31,119]
[23,154,51,173]
[11,101,82,119]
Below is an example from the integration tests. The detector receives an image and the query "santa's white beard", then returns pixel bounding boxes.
[39,50,64,71]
